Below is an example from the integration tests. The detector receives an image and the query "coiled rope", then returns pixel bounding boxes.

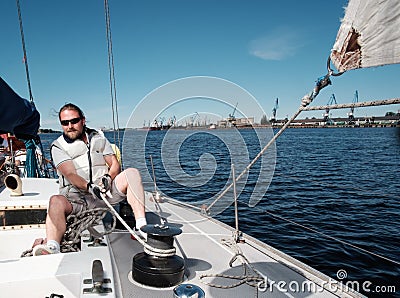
[21,191,174,257]
[62,207,115,252]
[21,207,115,257]
[199,238,266,297]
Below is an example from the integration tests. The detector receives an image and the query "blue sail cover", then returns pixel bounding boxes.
[0,76,40,139]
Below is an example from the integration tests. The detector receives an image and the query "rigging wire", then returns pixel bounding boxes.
[206,61,400,213]
[237,199,400,266]
[104,0,123,166]
[15,0,53,178]
[206,71,333,212]
[202,59,400,265]
[15,0,34,103]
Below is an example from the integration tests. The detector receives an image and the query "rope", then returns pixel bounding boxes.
[206,74,332,213]
[21,182,173,257]
[21,207,115,257]
[15,0,34,103]
[97,190,176,257]
[199,238,266,296]
[144,245,176,258]
[120,170,177,256]
[104,0,123,166]
[62,207,114,252]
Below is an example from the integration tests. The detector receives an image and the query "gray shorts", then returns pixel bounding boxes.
[64,180,126,215]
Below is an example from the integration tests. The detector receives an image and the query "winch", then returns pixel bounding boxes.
[132,224,184,288]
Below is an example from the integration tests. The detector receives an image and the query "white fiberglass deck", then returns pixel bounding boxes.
[0,178,364,297]
[109,195,364,298]
[0,177,57,208]
[0,178,116,298]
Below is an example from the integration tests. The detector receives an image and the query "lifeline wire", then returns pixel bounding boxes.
[239,200,400,266]
[149,155,166,226]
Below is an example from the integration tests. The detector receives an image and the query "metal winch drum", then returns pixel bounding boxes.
[132,224,185,288]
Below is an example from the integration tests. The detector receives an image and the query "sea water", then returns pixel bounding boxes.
[40,127,400,297]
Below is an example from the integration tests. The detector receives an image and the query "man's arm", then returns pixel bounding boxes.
[57,160,89,191]
[104,154,121,180]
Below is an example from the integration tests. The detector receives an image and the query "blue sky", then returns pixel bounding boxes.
[1,0,399,130]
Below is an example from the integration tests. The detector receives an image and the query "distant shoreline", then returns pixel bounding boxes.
[39,117,399,133]
[136,124,400,131]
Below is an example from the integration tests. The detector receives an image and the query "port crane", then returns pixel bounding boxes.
[269,98,279,122]
[227,102,238,126]
[189,112,200,127]
[323,94,337,124]
[347,90,358,124]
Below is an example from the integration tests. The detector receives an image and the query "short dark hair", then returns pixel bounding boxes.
[58,103,85,120]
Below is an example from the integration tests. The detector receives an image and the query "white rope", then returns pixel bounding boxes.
[98,190,176,257]
[206,73,335,213]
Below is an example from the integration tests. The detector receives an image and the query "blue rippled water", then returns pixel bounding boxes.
[41,127,400,297]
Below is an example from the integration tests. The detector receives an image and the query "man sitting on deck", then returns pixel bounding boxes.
[33,103,147,255]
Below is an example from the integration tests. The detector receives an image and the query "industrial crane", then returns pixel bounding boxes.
[270,98,279,123]
[227,102,238,126]
[323,94,337,124]
[190,112,199,127]
[347,90,358,124]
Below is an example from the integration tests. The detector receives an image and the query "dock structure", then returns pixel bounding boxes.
[268,115,400,128]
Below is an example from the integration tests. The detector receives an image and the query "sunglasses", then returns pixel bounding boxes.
[60,117,81,126]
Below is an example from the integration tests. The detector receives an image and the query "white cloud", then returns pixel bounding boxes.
[249,27,304,61]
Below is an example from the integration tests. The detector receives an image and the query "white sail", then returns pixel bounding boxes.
[331,0,400,72]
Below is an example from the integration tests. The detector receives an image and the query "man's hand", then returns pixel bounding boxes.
[87,183,102,199]
[99,174,112,193]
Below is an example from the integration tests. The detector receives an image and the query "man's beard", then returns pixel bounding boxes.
[65,128,83,141]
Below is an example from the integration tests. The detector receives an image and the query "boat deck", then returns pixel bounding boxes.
[0,178,116,297]
[0,178,364,297]
[109,195,364,297]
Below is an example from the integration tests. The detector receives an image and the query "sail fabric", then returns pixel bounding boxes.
[0,76,40,139]
[330,0,400,72]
